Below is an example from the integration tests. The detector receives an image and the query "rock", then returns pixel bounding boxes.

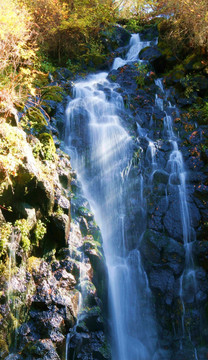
[193,241,208,270]
[5,355,23,360]
[139,25,159,41]
[14,202,37,228]
[53,68,73,82]
[48,213,70,249]
[149,268,175,304]
[23,339,61,359]
[153,170,169,184]
[140,229,185,275]
[139,46,162,62]
[55,195,70,214]
[139,46,165,73]
[101,25,131,51]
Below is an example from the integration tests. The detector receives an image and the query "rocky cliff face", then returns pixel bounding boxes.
[106,26,208,359]
[1,23,208,360]
[0,71,110,360]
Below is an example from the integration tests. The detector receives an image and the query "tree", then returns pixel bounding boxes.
[116,0,156,18]
[155,0,208,53]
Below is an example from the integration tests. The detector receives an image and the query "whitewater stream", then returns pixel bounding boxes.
[65,34,198,359]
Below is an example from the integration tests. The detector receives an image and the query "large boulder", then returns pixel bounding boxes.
[140,229,185,276]
[139,25,159,42]
[101,25,131,52]
[139,46,165,73]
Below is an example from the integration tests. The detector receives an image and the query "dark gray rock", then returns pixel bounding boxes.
[140,229,185,276]
[101,25,131,51]
[139,26,159,42]
[139,47,162,62]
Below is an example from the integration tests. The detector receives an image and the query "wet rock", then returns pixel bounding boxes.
[140,229,185,275]
[23,339,61,359]
[153,170,169,184]
[14,202,37,227]
[139,46,162,62]
[5,355,23,360]
[101,25,131,51]
[149,268,175,304]
[193,241,208,270]
[139,46,165,73]
[53,68,73,82]
[163,197,184,241]
[48,213,70,249]
[139,25,159,42]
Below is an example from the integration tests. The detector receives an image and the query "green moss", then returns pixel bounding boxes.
[134,63,149,88]
[15,219,31,252]
[0,222,12,257]
[34,220,47,246]
[38,133,56,161]
[125,18,142,33]
[0,124,26,194]
[22,107,47,133]
[41,85,65,102]
[27,256,42,273]
[0,336,9,358]
[109,75,117,82]
[99,339,111,359]
[83,236,103,259]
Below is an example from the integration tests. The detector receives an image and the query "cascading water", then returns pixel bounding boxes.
[154,79,198,356]
[65,34,158,360]
[112,33,150,70]
[64,31,202,359]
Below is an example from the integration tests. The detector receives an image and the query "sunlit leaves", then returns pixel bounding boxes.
[156,0,208,51]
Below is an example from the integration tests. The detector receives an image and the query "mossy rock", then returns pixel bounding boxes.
[41,86,65,102]
[99,340,111,359]
[23,107,47,133]
[0,336,9,358]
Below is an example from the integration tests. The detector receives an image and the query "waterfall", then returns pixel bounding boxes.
[65,32,200,359]
[154,79,198,354]
[112,34,150,70]
[65,34,158,360]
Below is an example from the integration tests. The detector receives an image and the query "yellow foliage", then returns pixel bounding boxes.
[27,256,42,273]
[117,0,156,18]
[156,0,208,52]
[0,0,38,112]
[0,0,36,72]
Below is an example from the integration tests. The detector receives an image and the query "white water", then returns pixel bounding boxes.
[65,34,157,360]
[155,79,197,355]
[112,34,150,70]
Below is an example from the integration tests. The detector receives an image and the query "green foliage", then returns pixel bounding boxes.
[0,222,12,257]
[15,219,31,252]
[125,18,142,33]
[134,63,149,88]
[41,86,65,102]
[22,0,116,65]
[0,124,26,194]
[34,220,47,246]
[118,0,157,19]
[38,133,56,161]
[180,75,199,98]
[21,107,48,134]
[109,75,117,82]
[202,102,208,121]
[156,0,208,55]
